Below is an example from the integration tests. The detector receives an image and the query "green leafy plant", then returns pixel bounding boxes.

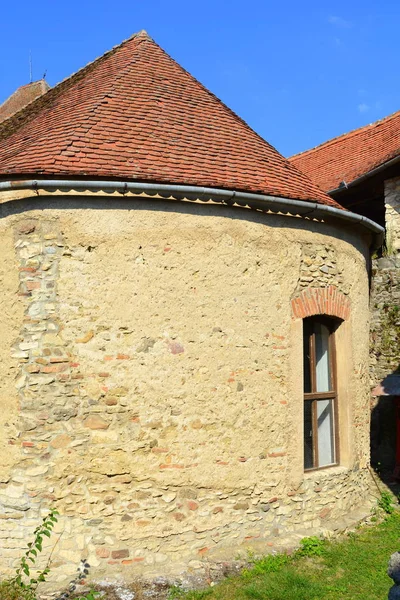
[296,536,325,557]
[167,585,186,599]
[242,553,290,579]
[378,490,395,515]
[74,591,99,600]
[0,509,98,600]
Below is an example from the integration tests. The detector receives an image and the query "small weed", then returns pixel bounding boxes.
[378,491,395,515]
[242,554,290,579]
[167,585,186,599]
[296,536,325,557]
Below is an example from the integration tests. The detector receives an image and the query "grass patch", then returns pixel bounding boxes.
[177,513,400,600]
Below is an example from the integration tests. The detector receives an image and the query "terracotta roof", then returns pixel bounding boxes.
[0,31,339,208]
[290,110,400,192]
[0,80,50,124]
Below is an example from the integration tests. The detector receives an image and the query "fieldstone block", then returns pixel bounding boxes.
[84,415,109,430]
[111,549,129,559]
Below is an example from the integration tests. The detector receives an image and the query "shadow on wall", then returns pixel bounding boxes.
[0,194,370,259]
[370,365,400,493]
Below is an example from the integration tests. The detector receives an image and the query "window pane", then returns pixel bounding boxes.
[304,401,314,469]
[303,321,312,393]
[317,399,335,466]
[315,323,332,392]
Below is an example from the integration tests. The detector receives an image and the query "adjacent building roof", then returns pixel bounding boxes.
[0,80,50,124]
[372,375,400,397]
[0,31,339,209]
[290,110,400,192]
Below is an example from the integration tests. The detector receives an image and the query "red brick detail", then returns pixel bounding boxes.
[319,507,331,519]
[291,286,350,321]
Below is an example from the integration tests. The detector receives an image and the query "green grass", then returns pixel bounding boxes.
[175,513,400,600]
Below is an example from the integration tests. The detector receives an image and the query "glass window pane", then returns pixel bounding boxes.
[303,321,312,393]
[317,399,335,466]
[304,401,314,469]
[315,323,332,392]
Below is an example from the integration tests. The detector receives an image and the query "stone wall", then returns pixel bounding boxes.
[0,194,375,590]
[385,177,400,253]
[370,256,400,385]
[370,256,400,470]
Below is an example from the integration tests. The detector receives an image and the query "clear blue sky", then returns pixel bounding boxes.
[1,0,399,157]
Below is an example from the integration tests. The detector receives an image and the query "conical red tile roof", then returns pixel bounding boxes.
[0,31,339,208]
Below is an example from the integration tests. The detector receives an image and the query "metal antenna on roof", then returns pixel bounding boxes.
[29,50,33,83]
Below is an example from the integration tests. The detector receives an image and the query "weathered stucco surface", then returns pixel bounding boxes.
[0,193,375,589]
[0,226,24,478]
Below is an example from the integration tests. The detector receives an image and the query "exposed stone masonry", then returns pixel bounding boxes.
[0,218,72,576]
[297,244,347,293]
[370,256,400,386]
[385,178,400,254]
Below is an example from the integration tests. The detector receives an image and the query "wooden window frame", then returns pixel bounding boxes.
[304,316,339,472]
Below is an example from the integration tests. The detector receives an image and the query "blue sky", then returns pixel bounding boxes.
[1,0,399,157]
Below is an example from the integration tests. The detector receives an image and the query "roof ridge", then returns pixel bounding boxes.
[290,107,400,161]
[0,30,148,142]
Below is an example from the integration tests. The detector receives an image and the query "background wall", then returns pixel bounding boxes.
[370,255,400,472]
[385,177,400,254]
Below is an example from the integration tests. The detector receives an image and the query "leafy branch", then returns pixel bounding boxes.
[11,508,59,594]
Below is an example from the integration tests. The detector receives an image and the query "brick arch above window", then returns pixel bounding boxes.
[291,285,350,321]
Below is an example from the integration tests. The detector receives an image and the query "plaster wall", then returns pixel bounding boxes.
[0,194,375,589]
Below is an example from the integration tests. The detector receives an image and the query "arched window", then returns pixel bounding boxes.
[303,317,339,470]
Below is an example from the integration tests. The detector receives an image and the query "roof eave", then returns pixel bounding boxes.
[328,153,400,195]
[0,177,384,249]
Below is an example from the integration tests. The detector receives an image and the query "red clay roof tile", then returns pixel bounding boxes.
[290,110,400,192]
[0,31,339,208]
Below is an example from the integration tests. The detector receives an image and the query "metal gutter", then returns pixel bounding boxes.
[328,154,400,195]
[0,178,385,248]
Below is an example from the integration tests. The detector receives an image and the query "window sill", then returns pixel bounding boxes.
[304,465,349,480]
